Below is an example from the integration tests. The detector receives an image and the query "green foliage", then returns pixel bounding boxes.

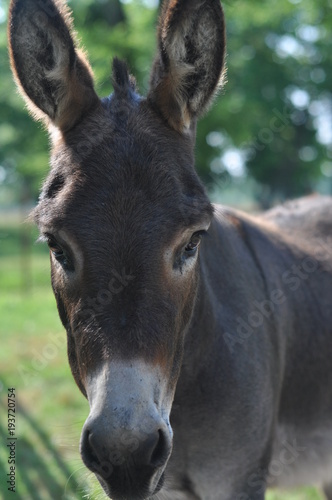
[1,0,331,206]
[0,0,158,205]
[196,0,332,203]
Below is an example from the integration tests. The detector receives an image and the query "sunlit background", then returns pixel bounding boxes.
[0,0,331,498]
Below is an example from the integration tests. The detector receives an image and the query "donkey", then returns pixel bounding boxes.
[8,0,332,498]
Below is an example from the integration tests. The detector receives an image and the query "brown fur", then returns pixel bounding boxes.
[8,0,98,130]
[149,0,226,132]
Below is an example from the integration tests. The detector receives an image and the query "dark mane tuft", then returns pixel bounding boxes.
[112,57,136,96]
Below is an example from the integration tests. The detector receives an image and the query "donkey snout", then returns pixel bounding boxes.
[80,415,172,499]
[80,361,174,499]
[81,418,171,470]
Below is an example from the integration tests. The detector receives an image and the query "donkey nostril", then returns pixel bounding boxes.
[81,428,100,470]
[81,428,115,481]
[150,429,168,467]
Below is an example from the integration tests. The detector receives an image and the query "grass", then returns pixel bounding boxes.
[0,218,103,499]
[0,218,326,499]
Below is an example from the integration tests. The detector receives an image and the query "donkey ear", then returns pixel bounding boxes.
[8,0,98,131]
[148,0,226,134]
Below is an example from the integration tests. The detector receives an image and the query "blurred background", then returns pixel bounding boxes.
[0,0,331,498]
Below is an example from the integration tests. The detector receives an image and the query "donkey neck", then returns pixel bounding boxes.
[180,200,332,389]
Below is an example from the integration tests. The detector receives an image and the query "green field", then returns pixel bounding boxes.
[0,219,325,500]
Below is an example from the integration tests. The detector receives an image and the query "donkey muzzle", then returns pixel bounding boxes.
[80,361,173,499]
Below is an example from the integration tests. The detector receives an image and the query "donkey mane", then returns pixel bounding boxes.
[112,57,137,97]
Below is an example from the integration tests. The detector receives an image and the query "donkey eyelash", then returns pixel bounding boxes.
[37,233,58,247]
[194,230,208,238]
[37,234,48,244]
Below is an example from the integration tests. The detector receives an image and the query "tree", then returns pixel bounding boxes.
[0,0,157,204]
[196,0,332,204]
[1,0,331,207]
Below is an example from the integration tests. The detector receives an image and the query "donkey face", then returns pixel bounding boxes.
[9,0,226,498]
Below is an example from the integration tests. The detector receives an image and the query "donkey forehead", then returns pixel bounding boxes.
[35,96,213,237]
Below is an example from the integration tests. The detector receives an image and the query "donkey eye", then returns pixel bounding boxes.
[45,235,73,270]
[46,236,63,256]
[184,231,205,255]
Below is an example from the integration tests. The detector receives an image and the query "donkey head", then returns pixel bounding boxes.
[9,0,226,497]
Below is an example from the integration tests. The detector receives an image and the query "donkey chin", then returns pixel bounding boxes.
[79,361,174,500]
